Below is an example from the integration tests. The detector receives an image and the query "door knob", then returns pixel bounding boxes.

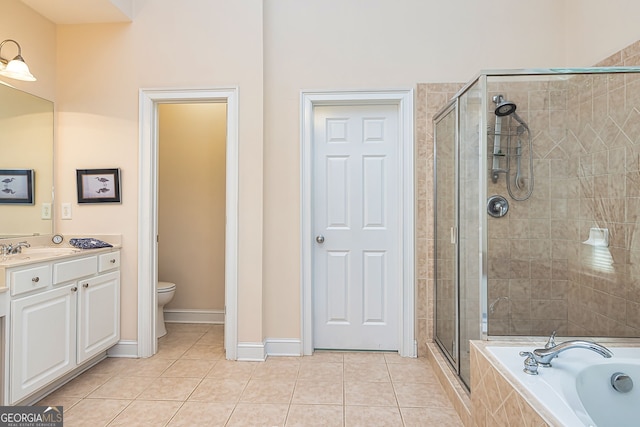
[316,235,325,244]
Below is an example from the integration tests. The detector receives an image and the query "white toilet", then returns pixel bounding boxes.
[156,281,176,338]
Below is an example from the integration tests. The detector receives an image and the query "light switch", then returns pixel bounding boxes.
[61,203,72,220]
[41,203,51,219]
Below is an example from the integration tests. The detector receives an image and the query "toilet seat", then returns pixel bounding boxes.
[158,281,176,293]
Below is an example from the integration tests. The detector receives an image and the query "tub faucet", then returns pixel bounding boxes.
[531,340,613,367]
[544,330,557,349]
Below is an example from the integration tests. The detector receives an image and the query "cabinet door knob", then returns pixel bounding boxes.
[110,259,116,264]
[71,287,78,292]
[31,276,39,283]
[82,283,89,288]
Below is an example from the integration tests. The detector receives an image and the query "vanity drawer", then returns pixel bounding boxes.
[11,264,51,296]
[53,256,97,284]
[98,251,120,272]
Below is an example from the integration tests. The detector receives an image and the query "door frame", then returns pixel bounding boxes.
[300,89,415,357]
[138,87,238,359]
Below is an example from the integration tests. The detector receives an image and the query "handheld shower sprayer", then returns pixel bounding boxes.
[512,111,529,132]
[491,94,534,201]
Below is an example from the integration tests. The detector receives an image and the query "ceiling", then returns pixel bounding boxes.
[20,0,134,24]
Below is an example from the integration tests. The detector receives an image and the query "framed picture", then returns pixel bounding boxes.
[0,169,34,204]
[76,168,121,204]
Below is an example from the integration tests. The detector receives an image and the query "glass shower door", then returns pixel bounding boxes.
[433,82,482,390]
[457,84,482,388]
[434,103,458,368]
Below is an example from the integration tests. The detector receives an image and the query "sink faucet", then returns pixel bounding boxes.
[531,340,613,367]
[7,241,30,254]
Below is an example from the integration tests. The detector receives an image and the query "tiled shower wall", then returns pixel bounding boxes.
[566,42,640,336]
[487,45,640,337]
[416,83,463,356]
[417,41,640,353]
[486,78,573,336]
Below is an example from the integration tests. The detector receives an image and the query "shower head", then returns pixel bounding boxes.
[492,94,529,130]
[493,94,517,117]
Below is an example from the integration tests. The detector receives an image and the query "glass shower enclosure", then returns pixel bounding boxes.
[433,68,640,390]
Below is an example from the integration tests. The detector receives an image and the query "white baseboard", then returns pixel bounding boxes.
[164,309,224,324]
[107,340,139,358]
[265,338,302,357]
[237,342,266,361]
[106,336,300,361]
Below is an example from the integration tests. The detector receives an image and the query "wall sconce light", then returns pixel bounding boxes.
[0,39,36,82]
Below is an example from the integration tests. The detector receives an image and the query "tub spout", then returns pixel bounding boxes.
[532,340,613,367]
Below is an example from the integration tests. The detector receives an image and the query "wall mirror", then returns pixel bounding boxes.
[0,83,54,238]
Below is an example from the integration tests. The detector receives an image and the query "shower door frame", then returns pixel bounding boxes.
[478,74,489,341]
[433,99,460,372]
[433,74,489,389]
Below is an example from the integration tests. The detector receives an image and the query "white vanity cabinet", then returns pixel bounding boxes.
[6,249,120,404]
[10,283,77,403]
[77,253,120,364]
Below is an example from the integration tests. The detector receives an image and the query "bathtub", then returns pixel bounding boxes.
[486,345,640,427]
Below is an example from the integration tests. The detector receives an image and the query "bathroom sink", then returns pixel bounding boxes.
[20,247,82,257]
[0,247,82,265]
[20,247,80,256]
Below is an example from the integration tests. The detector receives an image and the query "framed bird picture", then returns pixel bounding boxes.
[0,169,34,204]
[76,168,121,204]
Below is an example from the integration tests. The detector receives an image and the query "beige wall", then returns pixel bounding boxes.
[4,0,640,347]
[262,0,569,339]
[53,0,264,341]
[158,103,226,311]
[0,1,55,235]
[565,0,640,66]
[0,1,56,100]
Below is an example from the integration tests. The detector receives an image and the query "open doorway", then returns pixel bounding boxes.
[157,103,226,325]
[139,88,238,359]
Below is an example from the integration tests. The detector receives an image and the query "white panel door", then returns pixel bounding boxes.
[313,104,400,351]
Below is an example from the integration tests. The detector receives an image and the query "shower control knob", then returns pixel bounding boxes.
[487,195,509,218]
[316,235,325,244]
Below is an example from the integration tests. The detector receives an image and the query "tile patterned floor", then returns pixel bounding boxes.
[37,323,464,426]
